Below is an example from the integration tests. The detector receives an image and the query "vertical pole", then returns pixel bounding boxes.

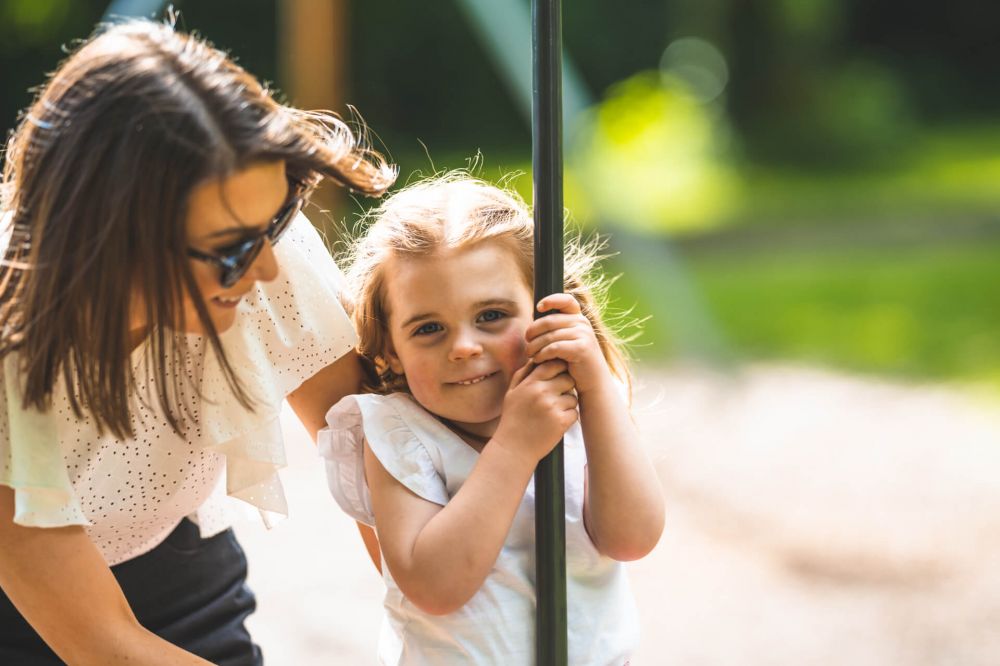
[532,1,568,664]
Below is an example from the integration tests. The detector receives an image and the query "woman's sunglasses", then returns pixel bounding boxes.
[187,181,306,288]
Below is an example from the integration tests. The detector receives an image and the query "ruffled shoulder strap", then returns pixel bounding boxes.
[0,354,90,527]
[317,393,451,526]
[190,213,358,528]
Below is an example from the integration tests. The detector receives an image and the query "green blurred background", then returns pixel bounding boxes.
[3,0,999,386]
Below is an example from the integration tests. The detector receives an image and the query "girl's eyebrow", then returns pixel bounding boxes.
[399,311,437,329]
[473,298,518,310]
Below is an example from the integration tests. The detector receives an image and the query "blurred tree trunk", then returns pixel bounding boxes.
[278,0,349,233]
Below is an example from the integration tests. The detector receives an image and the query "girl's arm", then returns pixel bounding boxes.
[365,360,576,616]
[0,487,212,665]
[576,376,664,561]
[527,294,665,561]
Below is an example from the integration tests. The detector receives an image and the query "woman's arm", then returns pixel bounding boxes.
[0,487,211,665]
[365,360,576,616]
[287,350,365,441]
[526,294,665,561]
[286,351,384,571]
[356,522,382,574]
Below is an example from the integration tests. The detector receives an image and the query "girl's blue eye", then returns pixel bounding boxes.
[414,322,442,336]
[478,310,506,323]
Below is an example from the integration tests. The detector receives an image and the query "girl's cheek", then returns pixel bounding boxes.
[405,357,438,393]
[504,325,529,363]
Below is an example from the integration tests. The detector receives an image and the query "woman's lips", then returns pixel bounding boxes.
[211,294,243,308]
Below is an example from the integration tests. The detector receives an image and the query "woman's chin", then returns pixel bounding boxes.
[176,310,238,336]
[211,311,239,333]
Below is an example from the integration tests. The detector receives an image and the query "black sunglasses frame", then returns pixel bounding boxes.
[187,181,306,288]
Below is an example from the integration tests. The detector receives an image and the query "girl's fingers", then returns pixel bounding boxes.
[533,370,576,399]
[551,373,576,395]
[532,340,587,366]
[536,293,581,316]
[526,313,585,341]
[557,392,579,412]
[526,359,569,382]
[525,327,582,358]
[508,361,535,389]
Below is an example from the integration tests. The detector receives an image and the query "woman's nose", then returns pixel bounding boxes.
[248,238,280,284]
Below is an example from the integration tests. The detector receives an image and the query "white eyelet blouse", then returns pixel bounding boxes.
[0,213,355,565]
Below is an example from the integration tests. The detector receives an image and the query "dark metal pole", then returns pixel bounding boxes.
[532,0,567,664]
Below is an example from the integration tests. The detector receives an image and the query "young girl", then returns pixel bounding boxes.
[318,174,664,665]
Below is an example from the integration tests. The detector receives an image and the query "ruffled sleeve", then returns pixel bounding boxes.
[0,214,90,527]
[193,212,358,529]
[0,354,90,528]
[317,393,450,526]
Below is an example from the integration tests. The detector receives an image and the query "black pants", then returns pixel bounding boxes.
[0,518,263,665]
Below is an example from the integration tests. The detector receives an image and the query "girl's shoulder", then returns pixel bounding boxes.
[317,393,460,525]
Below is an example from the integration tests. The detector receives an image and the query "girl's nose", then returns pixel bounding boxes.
[448,329,483,362]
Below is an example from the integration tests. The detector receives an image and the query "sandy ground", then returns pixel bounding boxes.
[232,363,1000,665]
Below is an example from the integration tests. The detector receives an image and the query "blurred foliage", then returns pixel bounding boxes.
[572,72,738,233]
[3,0,1000,384]
[640,242,1000,385]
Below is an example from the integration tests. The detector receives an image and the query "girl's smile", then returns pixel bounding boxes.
[449,371,500,385]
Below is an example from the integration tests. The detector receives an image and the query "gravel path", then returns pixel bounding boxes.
[233,364,1000,664]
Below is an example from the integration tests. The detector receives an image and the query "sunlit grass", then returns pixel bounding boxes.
[614,241,1000,384]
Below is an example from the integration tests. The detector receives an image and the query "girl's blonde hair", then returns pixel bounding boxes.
[342,172,631,395]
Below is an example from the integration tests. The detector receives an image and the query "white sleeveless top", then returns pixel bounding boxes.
[0,213,356,565]
[318,392,638,666]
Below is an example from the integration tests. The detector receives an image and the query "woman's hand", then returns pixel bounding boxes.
[524,293,612,396]
[491,359,578,466]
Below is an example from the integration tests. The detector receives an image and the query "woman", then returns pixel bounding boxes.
[0,19,395,665]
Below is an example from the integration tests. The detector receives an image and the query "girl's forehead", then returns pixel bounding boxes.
[383,243,531,317]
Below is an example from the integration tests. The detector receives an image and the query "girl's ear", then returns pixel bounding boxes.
[384,338,405,376]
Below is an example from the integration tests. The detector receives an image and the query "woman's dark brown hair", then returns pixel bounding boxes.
[0,19,396,439]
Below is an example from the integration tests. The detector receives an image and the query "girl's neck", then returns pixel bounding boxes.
[437,417,495,453]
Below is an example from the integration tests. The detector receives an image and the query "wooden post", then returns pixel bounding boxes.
[277,0,348,223]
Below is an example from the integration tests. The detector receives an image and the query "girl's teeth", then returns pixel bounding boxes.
[458,375,486,385]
